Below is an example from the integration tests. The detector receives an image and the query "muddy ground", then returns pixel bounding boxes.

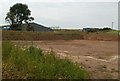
[13,40,119,79]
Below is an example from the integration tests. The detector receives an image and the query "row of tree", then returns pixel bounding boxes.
[85,28,112,33]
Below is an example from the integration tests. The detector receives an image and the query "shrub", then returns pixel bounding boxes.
[2,41,88,79]
[87,28,97,33]
[102,28,112,31]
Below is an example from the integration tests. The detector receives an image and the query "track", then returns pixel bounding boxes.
[57,52,118,62]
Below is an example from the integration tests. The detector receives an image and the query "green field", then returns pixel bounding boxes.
[105,30,119,34]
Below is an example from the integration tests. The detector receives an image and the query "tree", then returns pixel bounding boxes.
[5,3,34,30]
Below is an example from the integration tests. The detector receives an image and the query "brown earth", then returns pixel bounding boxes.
[2,30,119,41]
[84,34,119,41]
[12,40,119,79]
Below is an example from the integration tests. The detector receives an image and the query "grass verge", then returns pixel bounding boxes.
[2,41,88,79]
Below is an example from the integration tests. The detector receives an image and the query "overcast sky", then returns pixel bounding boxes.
[0,0,119,30]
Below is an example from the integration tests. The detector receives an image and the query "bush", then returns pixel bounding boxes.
[102,28,112,31]
[86,28,112,33]
[2,41,88,79]
[87,28,98,33]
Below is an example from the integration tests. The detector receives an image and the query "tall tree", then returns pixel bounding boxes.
[5,3,34,30]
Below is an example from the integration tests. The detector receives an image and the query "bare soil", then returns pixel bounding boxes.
[12,40,118,79]
[3,30,119,41]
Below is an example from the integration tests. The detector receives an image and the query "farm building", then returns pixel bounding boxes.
[0,23,53,32]
[0,25,11,30]
[21,23,53,32]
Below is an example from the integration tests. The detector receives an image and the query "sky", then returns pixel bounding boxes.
[0,0,119,30]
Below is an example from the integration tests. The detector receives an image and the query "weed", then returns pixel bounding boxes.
[64,38,71,41]
[111,68,119,73]
[2,41,88,79]
[96,65,107,72]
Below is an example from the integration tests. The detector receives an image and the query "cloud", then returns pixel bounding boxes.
[0,0,119,2]
[28,2,118,29]
[0,1,118,30]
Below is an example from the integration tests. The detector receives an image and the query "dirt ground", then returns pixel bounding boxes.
[3,30,119,41]
[12,40,119,79]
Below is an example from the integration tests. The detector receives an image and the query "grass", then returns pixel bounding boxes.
[2,41,88,79]
[64,38,71,41]
[102,30,119,34]
[53,29,82,31]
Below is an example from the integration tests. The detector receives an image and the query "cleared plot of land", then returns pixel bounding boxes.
[13,40,118,79]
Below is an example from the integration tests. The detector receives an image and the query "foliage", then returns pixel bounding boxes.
[105,30,119,34]
[87,28,97,33]
[2,41,88,79]
[102,28,112,31]
[5,3,34,30]
[87,28,112,33]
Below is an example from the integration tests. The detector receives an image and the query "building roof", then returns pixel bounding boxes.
[23,22,53,32]
[0,22,53,32]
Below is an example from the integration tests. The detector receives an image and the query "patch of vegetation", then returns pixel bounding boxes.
[85,27,119,35]
[2,41,88,79]
[105,30,119,34]
[64,38,71,41]
[86,28,112,33]
[96,65,108,72]
[53,29,81,31]
[111,68,119,73]
[54,33,64,35]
